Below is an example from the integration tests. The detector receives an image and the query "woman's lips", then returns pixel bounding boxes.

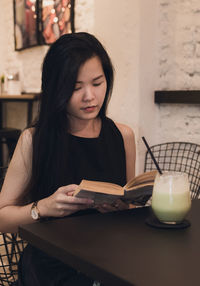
[82,106,97,113]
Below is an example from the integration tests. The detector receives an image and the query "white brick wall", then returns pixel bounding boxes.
[157,0,200,145]
[158,0,200,89]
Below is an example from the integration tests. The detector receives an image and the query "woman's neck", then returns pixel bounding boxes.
[68,117,102,138]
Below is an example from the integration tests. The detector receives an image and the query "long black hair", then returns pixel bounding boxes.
[20,32,114,204]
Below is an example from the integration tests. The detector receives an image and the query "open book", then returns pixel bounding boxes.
[74,170,157,205]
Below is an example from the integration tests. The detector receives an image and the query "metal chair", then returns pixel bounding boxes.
[144,142,200,199]
[0,233,26,285]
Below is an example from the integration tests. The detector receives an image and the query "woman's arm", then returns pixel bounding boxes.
[0,129,94,233]
[0,129,34,232]
[116,122,136,182]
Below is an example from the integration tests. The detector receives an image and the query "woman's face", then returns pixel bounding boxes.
[66,56,107,123]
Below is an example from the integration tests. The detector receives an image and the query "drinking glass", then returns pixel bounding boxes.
[151,171,191,224]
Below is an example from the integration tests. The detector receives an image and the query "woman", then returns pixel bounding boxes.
[0,32,136,285]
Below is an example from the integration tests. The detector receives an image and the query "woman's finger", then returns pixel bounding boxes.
[59,202,91,211]
[65,195,94,205]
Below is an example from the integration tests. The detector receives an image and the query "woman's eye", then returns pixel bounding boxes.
[74,86,81,91]
[93,82,102,87]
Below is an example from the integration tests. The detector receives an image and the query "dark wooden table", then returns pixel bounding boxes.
[0,93,40,128]
[19,200,200,286]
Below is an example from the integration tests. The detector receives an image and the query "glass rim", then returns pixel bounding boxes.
[156,171,188,178]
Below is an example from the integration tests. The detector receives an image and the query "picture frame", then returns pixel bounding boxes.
[13,0,75,51]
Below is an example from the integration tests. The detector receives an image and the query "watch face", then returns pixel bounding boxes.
[31,208,39,220]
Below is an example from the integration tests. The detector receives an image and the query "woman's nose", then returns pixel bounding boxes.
[83,86,95,101]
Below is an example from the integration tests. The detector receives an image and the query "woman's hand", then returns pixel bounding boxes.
[95,199,129,213]
[37,184,94,218]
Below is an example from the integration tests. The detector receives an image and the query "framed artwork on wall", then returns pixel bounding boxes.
[13,0,38,50]
[41,0,75,44]
[13,0,75,51]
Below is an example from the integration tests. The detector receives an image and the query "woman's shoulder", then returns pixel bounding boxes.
[115,122,136,180]
[102,117,135,143]
[18,128,35,152]
[115,122,135,140]
[20,128,34,141]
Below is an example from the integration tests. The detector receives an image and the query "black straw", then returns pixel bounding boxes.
[142,136,163,175]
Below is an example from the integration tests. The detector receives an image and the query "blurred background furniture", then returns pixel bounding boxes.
[0,93,40,128]
[144,142,200,199]
[0,128,21,170]
[0,93,40,168]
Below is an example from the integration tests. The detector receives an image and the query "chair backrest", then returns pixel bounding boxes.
[0,233,26,285]
[144,142,200,199]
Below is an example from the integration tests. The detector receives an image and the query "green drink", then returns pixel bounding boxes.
[152,172,191,224]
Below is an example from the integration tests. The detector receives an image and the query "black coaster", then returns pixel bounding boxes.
[145,216,191,229]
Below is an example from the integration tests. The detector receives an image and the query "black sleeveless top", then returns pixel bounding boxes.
[67,116,126,186]
[18,117,127,286]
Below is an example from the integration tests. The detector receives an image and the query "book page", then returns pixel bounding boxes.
[124,170,157,190]
[77,180,124,195]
